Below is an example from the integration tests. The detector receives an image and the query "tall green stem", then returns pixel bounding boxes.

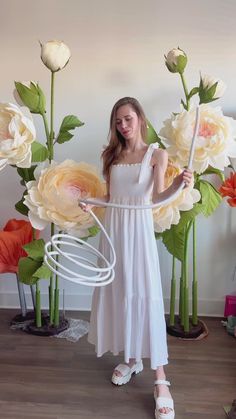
[183,221,192,332]
[169,256,176,326]
[180,72,190,111]
[192,219,198,325]
[49,71,55,162]
[49,221,55,324]
[41,112,50,149]
[48,71,55,324]
[179,262,184,325]
[36,281,42,328]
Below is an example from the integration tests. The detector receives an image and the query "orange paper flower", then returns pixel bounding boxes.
[0,219,38,273]
[219,172,236,207]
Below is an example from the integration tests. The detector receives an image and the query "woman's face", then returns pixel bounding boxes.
[115,104,141,141]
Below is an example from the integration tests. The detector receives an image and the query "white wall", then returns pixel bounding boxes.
[0,0,235,316]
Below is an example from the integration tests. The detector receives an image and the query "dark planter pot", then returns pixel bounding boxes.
[24,315,69,336]
[166,316,206,339]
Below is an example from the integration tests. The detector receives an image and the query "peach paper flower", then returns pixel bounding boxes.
[153,162,201,232]
[24,160,105,236]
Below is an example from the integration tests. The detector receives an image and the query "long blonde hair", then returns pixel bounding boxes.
[102,97,147,180]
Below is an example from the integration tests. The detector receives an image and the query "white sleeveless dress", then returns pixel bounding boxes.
[88,143,168,369]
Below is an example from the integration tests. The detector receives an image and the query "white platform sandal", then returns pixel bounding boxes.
[111,360,143,385]
[154,379,175,419]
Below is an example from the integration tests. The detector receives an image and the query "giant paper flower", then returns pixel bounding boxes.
[24,160,105,236]
[0,219,38,273]
[219,171,236,207]
[0,103,36,171]
[159,104,236,174]
[153,162,201,232]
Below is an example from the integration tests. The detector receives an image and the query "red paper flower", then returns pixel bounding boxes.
[0,219,39,274]
[219,172,236,207]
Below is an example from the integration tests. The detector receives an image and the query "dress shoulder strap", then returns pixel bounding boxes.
[138,142,159,184]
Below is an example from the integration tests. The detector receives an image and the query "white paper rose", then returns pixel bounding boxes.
[159,104,236,174]
[24,160,105,237]
[165,47,187,74]
[153,162,201,233]
[40,40,71,72]
[0,103,36,171]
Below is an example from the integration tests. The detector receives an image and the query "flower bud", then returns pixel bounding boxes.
[14,81,46,114]
[199,74,226,103]
[40,40,71,72]
[165,48,187,74]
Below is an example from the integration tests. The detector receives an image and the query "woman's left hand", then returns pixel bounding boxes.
[182,168,193,187]
[173,168,193,189]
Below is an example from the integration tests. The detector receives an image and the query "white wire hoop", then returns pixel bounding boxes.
[44,106,200,287]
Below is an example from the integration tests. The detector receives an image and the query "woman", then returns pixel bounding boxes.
[82,97,192,419]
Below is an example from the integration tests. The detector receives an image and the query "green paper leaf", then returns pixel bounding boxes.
[59,115,84,132]
[162,226,186,261]
[88,225,100,237]
[188,87,199,99]
[33,262,52,279]
[198,180,222,216]
[17,166,36,183]
[199,80,219,104]
[23,239,46,261]
[176,203,204,231]
[18,257,42,285]
[57,131,73,144]
[14,81,46,114]
[57,115,84,144]
[31,141,48,162]
[200,167,225,182]
[146,120,165,148]
[15,194,29,216]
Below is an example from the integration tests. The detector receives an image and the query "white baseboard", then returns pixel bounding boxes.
[0,291,225,317]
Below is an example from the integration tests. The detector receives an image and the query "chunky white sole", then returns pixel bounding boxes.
[111,360,143,385]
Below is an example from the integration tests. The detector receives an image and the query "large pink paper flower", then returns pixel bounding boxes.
[159,104,236,174]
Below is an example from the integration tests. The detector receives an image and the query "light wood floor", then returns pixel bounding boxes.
[0,309,235,419]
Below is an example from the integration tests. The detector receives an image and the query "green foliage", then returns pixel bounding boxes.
[33,263,52,279]
[159,180,221,260]
[200,167,225,182]
[19,238,51,285]
[57,115,84,144]
[146,120,165,148]
[197,180,222,216]
[162,225,186,261]
[199,78,218,104]
[14,81,46,114]
[23,238,46,261]
[15,191,28,216]
[17,166,36,183]
[31,141,49,162]
[88,225,100,237]
[188,87,199,99]
[18,257,42,285]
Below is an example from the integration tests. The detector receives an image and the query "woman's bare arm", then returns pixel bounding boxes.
[152,149,192,203]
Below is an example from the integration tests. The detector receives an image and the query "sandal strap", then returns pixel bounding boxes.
[156,396,174,410]
[114,363,131,376]
[154,379,171,386]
